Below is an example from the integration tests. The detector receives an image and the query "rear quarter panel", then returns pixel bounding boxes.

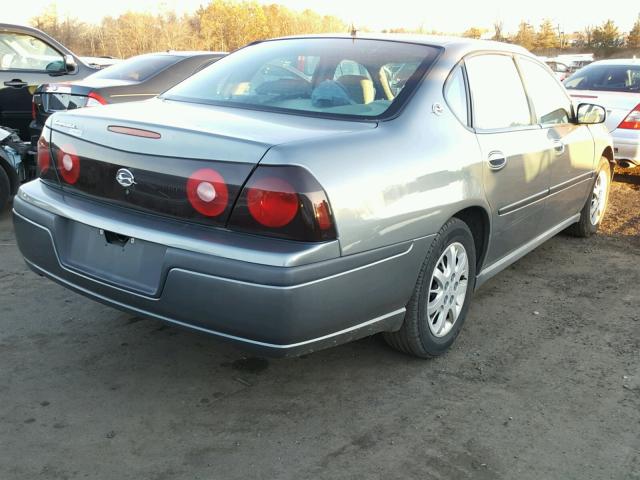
[261,58,488,256]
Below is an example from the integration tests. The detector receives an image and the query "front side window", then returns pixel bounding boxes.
[564,64,640,93]
[0,32,63,72]
[164,38,440,120]
[518,57,571,125]
[465,54,532,130]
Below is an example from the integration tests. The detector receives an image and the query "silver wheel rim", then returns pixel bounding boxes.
[589,170,608,225]
[427,242,469,338]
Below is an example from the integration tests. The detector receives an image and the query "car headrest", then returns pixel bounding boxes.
[336,75,375,104]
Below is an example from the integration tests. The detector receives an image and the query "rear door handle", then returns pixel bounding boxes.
[552,140,565,155]
[488,151,507,171]
[3,79,27,88]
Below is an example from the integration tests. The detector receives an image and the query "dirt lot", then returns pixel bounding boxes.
[0,170,638,480]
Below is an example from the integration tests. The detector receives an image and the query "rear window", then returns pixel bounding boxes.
[564,64,640,93]
[163,38,440,120]
[88,54,181,82]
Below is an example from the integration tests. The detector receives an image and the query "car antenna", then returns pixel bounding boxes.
[350,24,358,39]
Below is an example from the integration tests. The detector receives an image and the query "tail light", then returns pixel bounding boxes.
[56,144,81,184]
[37,136,51,174]
[228,165,336,242]
[32,98,37,120]
[86,92,108,107]
[186,168,229,217]
[618,103,640,130]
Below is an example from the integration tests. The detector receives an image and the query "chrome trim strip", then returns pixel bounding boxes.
[109,94,156,98]
[25,256,406,351]
[498,189,549,216]
[548,171,594,195]
[475,213,580,289]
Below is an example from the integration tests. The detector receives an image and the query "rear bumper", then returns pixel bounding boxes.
[13,180,432,356]
[611,128,640,165]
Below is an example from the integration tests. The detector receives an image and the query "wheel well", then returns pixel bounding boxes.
[454,207,490,271]
[602,146,616,176]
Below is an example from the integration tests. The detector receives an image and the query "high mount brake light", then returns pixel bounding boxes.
[37,136,51,174]
[618,103,640,130]
[229,165,337,242]
[186,168,229,217]
[56,144,81,184]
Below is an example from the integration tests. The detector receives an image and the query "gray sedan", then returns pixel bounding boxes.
[12,35,613,358]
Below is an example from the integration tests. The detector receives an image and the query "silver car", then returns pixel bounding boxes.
[12,35,613,358]
[564,59,640,168]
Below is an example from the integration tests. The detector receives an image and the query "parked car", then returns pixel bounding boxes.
[564,59,640,168]
[0,126,30,211]
[545,60,571,81]
[0,23,100,141]
[31,51,226,142]
[12,35,613,357]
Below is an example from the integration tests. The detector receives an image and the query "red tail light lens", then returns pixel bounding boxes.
[86,91,108,107]
[618,103,640,130]
[37,136,51,174]
[32,99,37,120]
[56,144,80,184]
[186,168,229,217]
[247,177,299,228]
[229,165,336,242]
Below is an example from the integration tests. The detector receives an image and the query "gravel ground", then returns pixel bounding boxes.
[0,170,638,480]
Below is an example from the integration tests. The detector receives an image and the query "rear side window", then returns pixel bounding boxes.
[465,54,532,130]
[518,57,572,125]
[444,65,468,125]
[89,54,180,82]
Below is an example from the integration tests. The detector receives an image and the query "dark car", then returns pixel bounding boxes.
[0,23,100,140]
[31,51,226,140]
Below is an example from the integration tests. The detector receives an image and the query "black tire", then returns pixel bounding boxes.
[0,166,10,213]
[568,157,611,238]
[384,217,477,358]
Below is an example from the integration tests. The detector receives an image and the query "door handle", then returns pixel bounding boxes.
[488,151,507,171]
[3,79,27,88]
[552,140,565,155]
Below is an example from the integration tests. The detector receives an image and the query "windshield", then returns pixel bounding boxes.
[564,64,640,93]
[88,54,181,82]
[163,38,440,120]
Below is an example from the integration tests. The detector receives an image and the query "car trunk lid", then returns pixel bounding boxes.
[46,98,375,228]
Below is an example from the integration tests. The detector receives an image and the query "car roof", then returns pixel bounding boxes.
[269,33,532,57]
[587,58,640,66]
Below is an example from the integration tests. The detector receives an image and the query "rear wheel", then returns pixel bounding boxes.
[0,166,10,212]
[384,217,476,358]
[568,157,611,238]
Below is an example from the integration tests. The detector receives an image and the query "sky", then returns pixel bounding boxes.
[4,0,639,34]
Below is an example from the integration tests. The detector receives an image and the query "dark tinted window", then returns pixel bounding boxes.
[89,54,181,82]
[465,54,532,130]
[164,38,440,120]
[564,64,640,92]
[518,57,571,125]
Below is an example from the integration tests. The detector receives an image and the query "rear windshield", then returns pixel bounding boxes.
[163,38,440,120]
[88,54,181,82]
[564,64,640,92]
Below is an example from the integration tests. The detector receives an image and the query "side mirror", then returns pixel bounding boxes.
[63,54,77,73]
[576,103,606,124]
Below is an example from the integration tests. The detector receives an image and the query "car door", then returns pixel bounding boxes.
[516,55,596,229]
[0,30,66,138]
[464,53,550,266]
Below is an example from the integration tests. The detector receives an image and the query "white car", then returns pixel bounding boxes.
[564,59,640,168]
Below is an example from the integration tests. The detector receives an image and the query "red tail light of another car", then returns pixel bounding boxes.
[229,165,337,242]
[86,92,108,107]
[618,104,640,130]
